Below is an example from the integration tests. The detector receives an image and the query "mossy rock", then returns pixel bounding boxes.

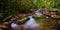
[33,15,43,19]
[17,17,29,25]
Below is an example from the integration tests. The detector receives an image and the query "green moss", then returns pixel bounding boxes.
[36,15,51,26]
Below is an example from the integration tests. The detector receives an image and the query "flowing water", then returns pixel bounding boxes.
[24,10,42,30]
[11,10,42,30]
[11,15,40,30]
[24,16,40,29]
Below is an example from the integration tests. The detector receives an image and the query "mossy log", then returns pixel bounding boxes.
[17,17,29,25]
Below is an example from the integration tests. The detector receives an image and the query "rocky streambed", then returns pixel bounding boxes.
[1,9,60,30]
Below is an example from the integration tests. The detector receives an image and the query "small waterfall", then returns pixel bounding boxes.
[24,16,40,29]
[24,10,43,29]
[35,9,42,16]
[35,9,49,19]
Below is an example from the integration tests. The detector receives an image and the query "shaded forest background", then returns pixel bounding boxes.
[0,0,60,19]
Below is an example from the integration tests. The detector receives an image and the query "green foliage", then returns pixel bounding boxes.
[41,0,55,9]
[56,4,60,9]
[0,0,60,18]
[49,0,54,8]
[36,0,44,8]
[0,0,19,16]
